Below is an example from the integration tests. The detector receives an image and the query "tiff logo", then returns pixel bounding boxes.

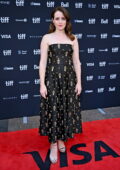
[114,19,120,24]
[97,88,104,93]
[20,94,28,99]
[87,48,95,53]
[3,50,12,56]
[5,80,14,86]
[112,47,119,53]
[101,3,109,9]
[16,0,24,6]
[19,65,28,70]
[46,1,55,7]
[34,79,40,84]
[86,76,93,81]
[32,17,41,23]
[88,18,96,24]
[0,17,9,23]
[75,34,83,39]
[33,49,40,55]
[99,61,106,67]
[75,3,83,8]
[101,33,108,39]
[18,33,26,39]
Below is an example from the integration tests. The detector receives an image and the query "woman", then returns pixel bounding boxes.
[39,6,83,164]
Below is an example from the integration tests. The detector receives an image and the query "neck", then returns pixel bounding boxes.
[54,29,65,35]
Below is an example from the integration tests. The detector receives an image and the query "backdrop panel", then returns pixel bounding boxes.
[0,0,120,119]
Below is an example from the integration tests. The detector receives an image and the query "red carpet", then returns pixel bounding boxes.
[0,118,120,170]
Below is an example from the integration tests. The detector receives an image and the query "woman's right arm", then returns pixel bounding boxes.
[39,34,49,87]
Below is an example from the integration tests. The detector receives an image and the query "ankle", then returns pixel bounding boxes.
[58,140,64,143]
[50,142,57,148]
[51,142,57,145]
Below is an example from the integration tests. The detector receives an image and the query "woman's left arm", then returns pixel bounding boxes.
[72,35,82,85]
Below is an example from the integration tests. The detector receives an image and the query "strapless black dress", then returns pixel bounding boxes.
[39,43,82,143]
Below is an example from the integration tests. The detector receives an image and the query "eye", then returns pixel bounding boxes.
[62,17,66,20]
[55,17,59,20]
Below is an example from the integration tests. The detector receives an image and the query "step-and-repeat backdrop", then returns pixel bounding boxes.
[0,0,120,119]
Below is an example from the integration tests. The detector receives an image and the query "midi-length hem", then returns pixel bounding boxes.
[39,43,83,143]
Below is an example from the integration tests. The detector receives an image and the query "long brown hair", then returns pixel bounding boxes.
[48,6,75,41]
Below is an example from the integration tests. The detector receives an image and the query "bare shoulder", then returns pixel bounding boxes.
[41,34,49,42]
[40,34,51,47]
[72,34,79,46]
[41,33,53,45]
[72,34,78,42]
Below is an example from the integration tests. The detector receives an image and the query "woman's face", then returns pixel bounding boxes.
[52,10,67,31]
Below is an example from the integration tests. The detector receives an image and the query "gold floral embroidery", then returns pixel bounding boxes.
[39,44,82,143]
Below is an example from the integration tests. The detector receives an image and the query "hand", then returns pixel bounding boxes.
[75,83,82,96]
[40,84,47,99]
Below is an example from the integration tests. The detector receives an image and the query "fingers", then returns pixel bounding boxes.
[44,91,47,99]
[42,94,46,99]
[43,94,46,99]
[75,87,82,96]
[40,85,48,99]
[75,86,79,95]
[40,91,47,99]
[43,92,47,99]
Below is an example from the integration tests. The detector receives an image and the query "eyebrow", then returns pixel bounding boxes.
[55,17,65,19]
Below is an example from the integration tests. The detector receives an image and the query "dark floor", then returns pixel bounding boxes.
[0,106,120,132]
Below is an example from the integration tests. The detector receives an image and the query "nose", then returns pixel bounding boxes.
[59,19,63,24]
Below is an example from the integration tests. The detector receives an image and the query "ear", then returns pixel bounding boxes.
[51,18,54,23]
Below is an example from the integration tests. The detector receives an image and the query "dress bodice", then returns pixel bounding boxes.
[45,43,76,79]
[48,43,73,54]
[47,43,73,66]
